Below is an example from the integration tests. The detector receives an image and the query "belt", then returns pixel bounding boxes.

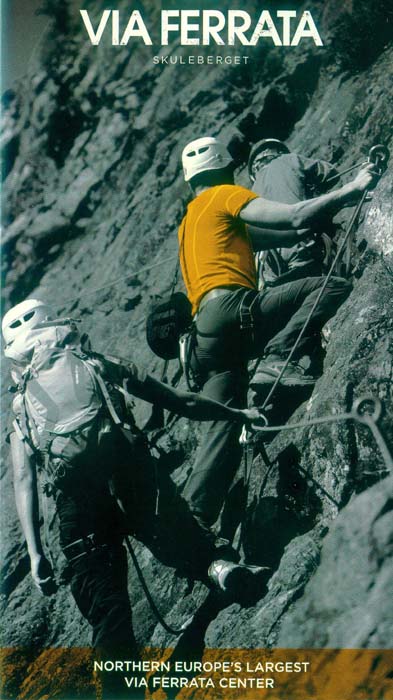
[62,533,113,562]
[198,286,244,313]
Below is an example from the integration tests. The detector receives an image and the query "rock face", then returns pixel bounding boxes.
[277,475,393,649]
[1,1,392,698]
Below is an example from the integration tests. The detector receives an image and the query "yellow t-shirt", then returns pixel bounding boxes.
[178,185,259,314]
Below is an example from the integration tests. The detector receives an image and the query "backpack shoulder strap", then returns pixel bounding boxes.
[81,356,123,426]
[85,352,142,432]
[257,249,286,284]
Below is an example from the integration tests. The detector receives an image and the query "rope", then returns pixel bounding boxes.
[248,396,393,473]
[40,476,57,573]
[237,185,372,548]
[58,255,178,309]
[239,151,389,544]
[256,145,390,409]
[326,160,366,184]
[123,533,192,636]
[238,192,369,544]
[252,411,352,432]
[259,190,369,411]
[235,395,391,547]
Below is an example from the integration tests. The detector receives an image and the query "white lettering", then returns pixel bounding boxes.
[112,10,119,45]
[161,10,179,45]
[202,11,225,45]
[277,10,297,46]
[125,678,148,688]
[181,10,200,45]
[80,10,111,46]
[81,8,324,49]
[292,11,323,46]
[228,11,252,46]
[120,10,152,45]
[250,10,282,46]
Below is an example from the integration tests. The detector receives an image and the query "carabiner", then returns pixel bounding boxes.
[250,412,269,432]
[368,144,390,174]
[351,395,382,424]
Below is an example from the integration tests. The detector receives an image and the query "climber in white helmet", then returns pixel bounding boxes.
[3,296,271,690]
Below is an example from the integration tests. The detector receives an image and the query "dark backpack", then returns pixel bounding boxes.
[146,292,192,360]
[258,230,343,286]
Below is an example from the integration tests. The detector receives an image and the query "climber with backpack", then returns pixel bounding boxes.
[248,138,340,287]
[3,298,270,667]
[178,135,379,536]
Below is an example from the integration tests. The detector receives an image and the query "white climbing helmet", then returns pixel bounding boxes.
[182,136,233,182]
[2,299,52,349]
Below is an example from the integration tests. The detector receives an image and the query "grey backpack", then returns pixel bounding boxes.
[9,320,133,489]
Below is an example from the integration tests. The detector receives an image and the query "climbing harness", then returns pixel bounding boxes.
[239,290,258,343]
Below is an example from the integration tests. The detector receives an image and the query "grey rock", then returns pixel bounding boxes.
[277,476,393,648]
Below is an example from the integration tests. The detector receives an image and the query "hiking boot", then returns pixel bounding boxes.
[208,559,271,599]
[250,357,318,389]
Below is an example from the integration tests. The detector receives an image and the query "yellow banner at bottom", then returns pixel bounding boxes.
[1,647,392,699]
